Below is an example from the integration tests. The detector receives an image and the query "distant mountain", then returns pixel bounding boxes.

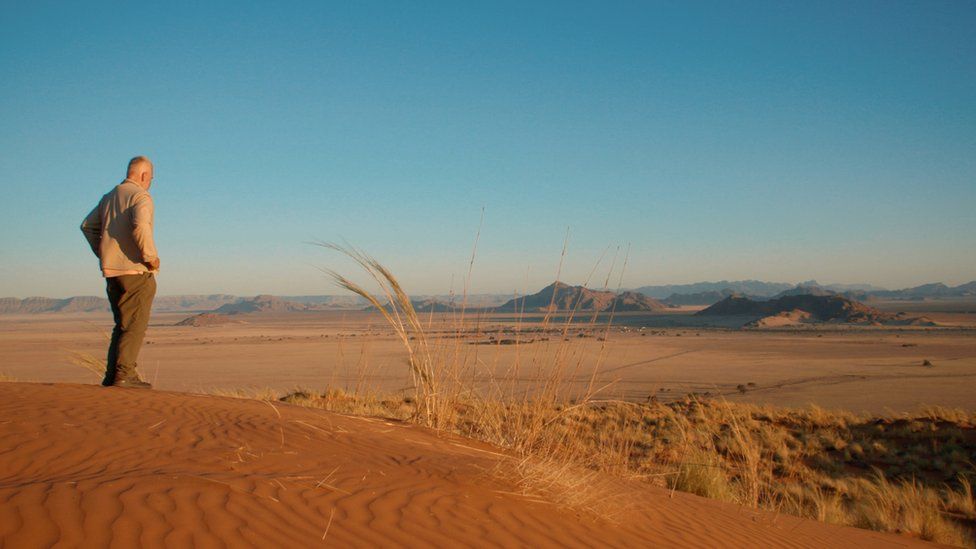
[213,295,309,314]
[866,282,976,300]
[496,282,671,313]
[696,294,934,327]
[411,299,458,313]
[153,294,241,312]
[57,296,109,312]
[957,281,976,294]
[411,294,511,308]
[663,289,762,306]
[879,283,952,299]
[610,291,672,311]
[7,279,973,316]
[280,295,369,308]
[0,296,108,314]
[176,295,322,326]
[798,280,888,292]
[661,284,837,306]
[634,281,794,299]
[771,285,838,299]
[363,294,510,312]
[364,298,459,313]
[639,279,976,302]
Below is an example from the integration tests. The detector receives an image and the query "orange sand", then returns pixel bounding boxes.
[0,383,941,547]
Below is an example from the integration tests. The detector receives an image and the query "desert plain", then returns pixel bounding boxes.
[2,300,974,414]
[1,299,974,547]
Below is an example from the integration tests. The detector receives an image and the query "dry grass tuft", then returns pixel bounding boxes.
[853,471,972,546]
[944,476,976,520]
[314,240,630,515]
[66,350,104,378]
[313,242,441,427]
[209,387,281,401]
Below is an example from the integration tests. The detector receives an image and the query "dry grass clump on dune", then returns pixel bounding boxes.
[208,386,281,402]
[610,399,975,547]
[66,350,104,377]
[304,241,636,512]
[276,386,976,546]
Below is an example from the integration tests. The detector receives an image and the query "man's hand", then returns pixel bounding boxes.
[144,257,161,271]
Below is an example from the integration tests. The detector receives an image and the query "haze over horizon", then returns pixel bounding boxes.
[4,275,975,301]
[2,2,974,297]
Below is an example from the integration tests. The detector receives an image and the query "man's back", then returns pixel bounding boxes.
[81,180,158,276]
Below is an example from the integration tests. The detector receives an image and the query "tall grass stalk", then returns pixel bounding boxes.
[316,240,632,500]
[315,242,440,427]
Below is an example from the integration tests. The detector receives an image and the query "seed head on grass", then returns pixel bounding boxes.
[314,241,439,427]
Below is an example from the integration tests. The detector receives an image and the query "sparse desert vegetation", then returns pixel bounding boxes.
[251,247,976,546]
[265,387,975,546]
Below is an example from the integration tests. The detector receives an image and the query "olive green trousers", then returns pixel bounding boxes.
[102,273,156,385]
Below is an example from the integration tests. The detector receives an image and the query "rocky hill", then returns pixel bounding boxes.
[174,313,243,327]
[213,295,309,314]
[696,294,934,327]
[609,291,673,312]
[496,282,671,313]
[176,295,314,326]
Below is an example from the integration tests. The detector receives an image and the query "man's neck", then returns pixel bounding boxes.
[123,178,147,190]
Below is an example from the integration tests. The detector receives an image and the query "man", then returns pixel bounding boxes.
[81,156,160,389]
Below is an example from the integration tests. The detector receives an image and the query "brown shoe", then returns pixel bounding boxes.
[113,377,152,389]
[112,364,152,389]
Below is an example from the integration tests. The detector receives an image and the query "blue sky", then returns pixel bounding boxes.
[1,1,974,297]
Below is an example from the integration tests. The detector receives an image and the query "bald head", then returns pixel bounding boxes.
[126,156,154,190]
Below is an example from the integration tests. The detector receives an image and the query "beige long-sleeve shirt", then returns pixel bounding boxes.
[81,180,159,277]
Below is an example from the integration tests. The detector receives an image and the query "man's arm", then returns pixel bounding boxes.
[80,203,102,257]
[131,193,159,270]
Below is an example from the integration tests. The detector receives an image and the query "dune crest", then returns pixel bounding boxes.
[0,383,936,547]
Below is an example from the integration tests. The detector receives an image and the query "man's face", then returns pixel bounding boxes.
[143,166,154,189]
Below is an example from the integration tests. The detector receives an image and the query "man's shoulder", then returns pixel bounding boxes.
[115,182,151,202]
[98,185,121,204]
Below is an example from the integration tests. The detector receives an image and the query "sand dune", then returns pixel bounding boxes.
[0,383,941,547]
